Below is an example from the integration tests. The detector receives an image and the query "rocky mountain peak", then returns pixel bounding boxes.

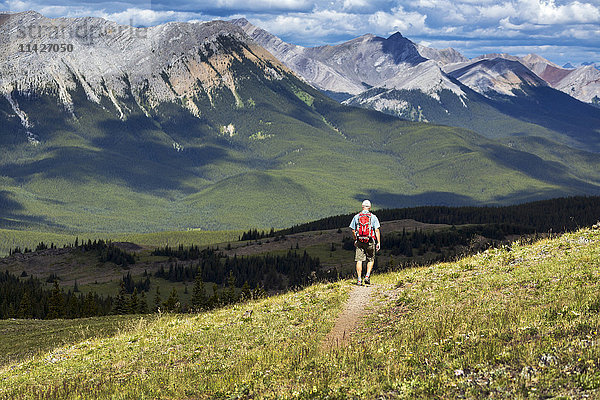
[449,57,547,97]
[1,12,290,132]
[417,44,469,66]
[386,32,404,40]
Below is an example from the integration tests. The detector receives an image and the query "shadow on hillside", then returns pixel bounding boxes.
[481,143,600,194]
[488,188,579,205]
[483,87,600,153]
[0,190,66,230]
[355,185,600,211]
[354,191,479,209]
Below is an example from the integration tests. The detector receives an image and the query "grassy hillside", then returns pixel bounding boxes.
[0,316,146,366]
[1,227,599,398]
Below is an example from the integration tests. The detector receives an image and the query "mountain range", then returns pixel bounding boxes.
[234,18,600,154]
[234,18,600,106]
[1,11,600,233]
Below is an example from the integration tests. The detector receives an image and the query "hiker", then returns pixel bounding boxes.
[349,199,380,285]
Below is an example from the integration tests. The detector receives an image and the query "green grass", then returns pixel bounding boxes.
[0,315,148,366]
[1,228,599,398]
[330,228,600,398]
[0,282,350,399]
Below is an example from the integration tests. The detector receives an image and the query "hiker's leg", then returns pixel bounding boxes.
[356,261,363,279]
[366,260,374,277]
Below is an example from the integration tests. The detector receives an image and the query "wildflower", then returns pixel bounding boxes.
[454,369,464,377]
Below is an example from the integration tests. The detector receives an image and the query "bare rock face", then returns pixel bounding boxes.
[445,53,600,104]
[509,54,600,103]
[552,66,600,104]
[233,18,467,100]
[1,12,289,133]
[448,58,548,97]
[416,44,469,66]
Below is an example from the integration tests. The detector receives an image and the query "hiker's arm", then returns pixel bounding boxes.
[352,230,357,245]
[375,228,381,251]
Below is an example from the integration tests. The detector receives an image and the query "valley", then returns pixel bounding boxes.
[1,12,600,235]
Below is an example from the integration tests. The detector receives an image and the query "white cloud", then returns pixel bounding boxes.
[2,0,599,66]
[477,3,517,20]
[214,0,315,12]
[517,0,600,24]
[342,0,370,10]
[258,10,364,39]
[368,8,427,34]
[3,0,33,12]
[101,8,202,26]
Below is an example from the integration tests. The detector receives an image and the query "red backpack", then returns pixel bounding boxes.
[356,212,373,243]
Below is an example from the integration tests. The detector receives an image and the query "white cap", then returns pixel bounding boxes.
[362,199,371,208]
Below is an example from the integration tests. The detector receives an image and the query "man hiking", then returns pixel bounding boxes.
[349,199,380,285]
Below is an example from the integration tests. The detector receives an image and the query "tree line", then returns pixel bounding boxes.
[1,245,327,319]
[7,239,136,268]
[152,246,326,291]
[239,228,276,241]
[278,196,600,235]
[348,223,535,259]
[0,271,113,319]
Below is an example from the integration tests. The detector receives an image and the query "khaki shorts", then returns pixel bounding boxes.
[355,240,376,262]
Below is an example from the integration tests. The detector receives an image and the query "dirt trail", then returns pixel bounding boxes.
[321,284,375,349]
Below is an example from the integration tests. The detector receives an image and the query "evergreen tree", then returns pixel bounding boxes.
[138,291,149,314]
[210,283,220,307]
[65,292,80,318]
[18,290,34,319]
[241,281,251,301]
[191,273,207,311]
[252,283,266,300]
[47,281,65,319]
[83,292,98,317]
[113,282,128,315]
[163,288,180,312]
[225,271,237,304]
[154,286,162,312]
[129,288,139,314]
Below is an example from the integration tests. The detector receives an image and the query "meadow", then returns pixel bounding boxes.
[1,227,599,398]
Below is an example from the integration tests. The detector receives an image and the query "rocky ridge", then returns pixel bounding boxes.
[1,11,290,137]
[232,18,465,102]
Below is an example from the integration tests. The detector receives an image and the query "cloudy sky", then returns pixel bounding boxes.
[2,0,599,66]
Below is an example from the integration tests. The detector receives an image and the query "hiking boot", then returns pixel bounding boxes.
[364,275,370,285]
[357,279,362,286]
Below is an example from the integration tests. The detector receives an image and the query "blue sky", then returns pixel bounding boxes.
[2,0,599,66]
